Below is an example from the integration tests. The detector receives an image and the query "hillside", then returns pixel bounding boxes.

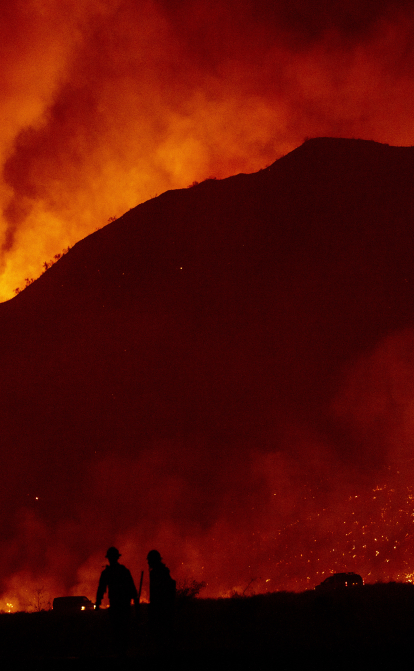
[1,137,414,598]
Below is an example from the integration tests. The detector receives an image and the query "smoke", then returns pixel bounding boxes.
[2,331,414,612]
[1,0,414,298]
[332,329,414,466]
[4,364,414,610]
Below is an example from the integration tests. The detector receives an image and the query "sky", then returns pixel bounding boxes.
[1,0,414,300]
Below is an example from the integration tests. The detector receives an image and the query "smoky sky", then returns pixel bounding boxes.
[1,0,414,299]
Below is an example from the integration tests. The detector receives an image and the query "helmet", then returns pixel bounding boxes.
[147,549,162,564]
[105,546,121,560]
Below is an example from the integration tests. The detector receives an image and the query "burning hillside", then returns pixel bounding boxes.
[2,1,414,301]
[1,137,414,609]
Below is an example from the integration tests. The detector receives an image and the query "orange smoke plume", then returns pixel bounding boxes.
[1,1,414,299]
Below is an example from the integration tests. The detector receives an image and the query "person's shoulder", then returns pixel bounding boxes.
[118,563,132,575]
[160,563,172,578]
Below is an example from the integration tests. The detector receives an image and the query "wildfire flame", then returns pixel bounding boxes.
[2,2,414,299]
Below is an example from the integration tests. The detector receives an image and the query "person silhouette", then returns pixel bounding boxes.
[147,549,176,649]
[96,546,138,655]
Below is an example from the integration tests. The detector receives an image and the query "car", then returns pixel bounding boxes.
[315,572,363,591]
[53,596,95,612]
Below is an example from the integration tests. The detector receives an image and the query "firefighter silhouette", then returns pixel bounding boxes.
[147,549,176,648]
[96,546,138,654]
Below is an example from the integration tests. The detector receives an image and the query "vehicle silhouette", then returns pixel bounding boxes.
[53,596,95,612]
[315,572,363,591]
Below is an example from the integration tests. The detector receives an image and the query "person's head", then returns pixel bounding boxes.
[147,549,162,568]
[106,546,121,564]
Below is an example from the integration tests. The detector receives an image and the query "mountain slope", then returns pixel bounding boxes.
[1,137,414,595]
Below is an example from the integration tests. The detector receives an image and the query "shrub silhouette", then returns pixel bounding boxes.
[176,579,206,601]
[13,246,71,295]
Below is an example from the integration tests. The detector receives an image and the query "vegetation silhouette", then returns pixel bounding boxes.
[176,578,206,602]
[13,246,71,295]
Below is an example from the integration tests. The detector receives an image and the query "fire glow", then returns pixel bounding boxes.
[2,461,414,612]
[2,1,414,300]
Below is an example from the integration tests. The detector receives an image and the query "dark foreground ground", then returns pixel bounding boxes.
[1,583,414,669]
